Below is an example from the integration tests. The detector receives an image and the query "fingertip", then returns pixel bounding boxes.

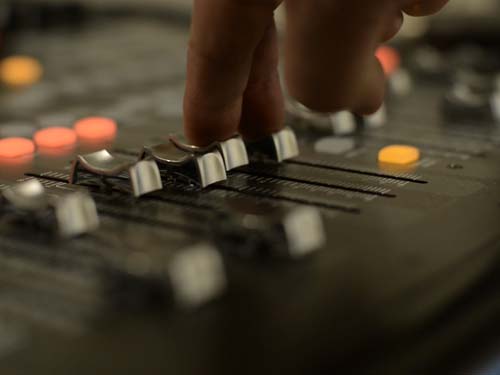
[354,57,386,115]
[183,97,241,146]
[403,0,449,17]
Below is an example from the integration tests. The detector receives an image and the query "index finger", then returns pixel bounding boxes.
[403,0,450,16]
[183,0,281,145]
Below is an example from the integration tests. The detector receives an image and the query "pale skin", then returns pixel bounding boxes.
[183,0,450,146]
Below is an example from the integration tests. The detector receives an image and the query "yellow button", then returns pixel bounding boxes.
[378,145,420,165]
[0,56,43,88]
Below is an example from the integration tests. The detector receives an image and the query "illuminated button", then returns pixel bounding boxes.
[376,46,401,76]
[74,117,118,142]
[0,137,35,158]
[378,145,420,165]
[0,56,43,88]
[34,127,77,149]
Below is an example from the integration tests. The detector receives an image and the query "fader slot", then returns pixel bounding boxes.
[291,150,428,184]
[241,162,397,198]
[217,173,361,213]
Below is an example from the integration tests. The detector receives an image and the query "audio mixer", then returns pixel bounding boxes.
[1,6,500,375]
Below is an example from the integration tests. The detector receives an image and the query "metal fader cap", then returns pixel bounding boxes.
[1,179,99,238]
[140,141,227,188]
[71,150,163,197]
[221,199,326,259]
[170,134,249,172]
[246,127,300,163]
[54,191,100,238]
[167,242,227,309]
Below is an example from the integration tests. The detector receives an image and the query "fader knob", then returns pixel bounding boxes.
[170,134,249,171]
[443,70,500,123]
[71,150,163,197]
[140,141,227,188]
[245,127,300,162]
[219,199,326,259]
[1,179,99,238]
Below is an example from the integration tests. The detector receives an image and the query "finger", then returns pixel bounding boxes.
[183,0,282,146]
[403,0,449,16]
[239,20,285,141]
[284,0,400,114]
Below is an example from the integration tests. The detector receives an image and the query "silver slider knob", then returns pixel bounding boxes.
[167,242,227,309]
[222,200,326,259]
[1,179,99,238]
[170,135,249,171]
[246,127,300,163]
[70,150,163,197]
[139,142,227,188]
[2,179,50,211]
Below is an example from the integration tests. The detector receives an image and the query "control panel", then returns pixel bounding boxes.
[0,10,500,375]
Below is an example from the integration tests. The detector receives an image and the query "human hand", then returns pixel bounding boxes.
[183,0,449,145]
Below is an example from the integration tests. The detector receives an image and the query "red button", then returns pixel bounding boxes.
[376,46,401,76]
[0,137,35,158]
[74,117,117,142]
[34,127,77,149]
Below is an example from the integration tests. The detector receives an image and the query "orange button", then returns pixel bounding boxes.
[378,145,420,165]
[34,127,77,149]
[0,56,43,87]
[74,117,117,141]
[376,46,401,76]
[0,137,36,158]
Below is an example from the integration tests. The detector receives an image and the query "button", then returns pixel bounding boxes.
[34,127,77,149]
[0,137,35,158]
[376,46,401,76]
[74,117,118,142]
[70,150,163,198]
[378,145,420,165]
[0,56,43,88]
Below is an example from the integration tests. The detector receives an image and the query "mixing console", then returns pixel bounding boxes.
[1,10,500,375]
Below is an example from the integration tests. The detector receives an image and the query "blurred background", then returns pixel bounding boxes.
[2,0,500,33]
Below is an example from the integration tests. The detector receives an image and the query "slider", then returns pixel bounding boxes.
[70,150,163,197]
[139,141,227,188]
[443,70,500,123]
[218,199,326,259]
[110,241,227,310]
[165,242,227,309]
[170,134,249,171]
[1,179,99,238]
[245,127,300,162]
[288,100,387,134]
